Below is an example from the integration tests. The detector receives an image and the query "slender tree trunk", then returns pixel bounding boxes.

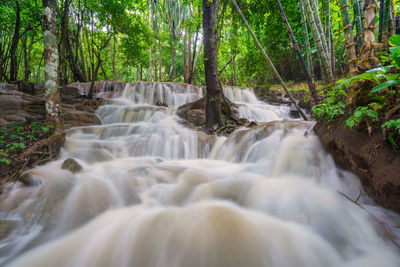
[10,0,20,81]
[232,8,238,86]
[300,0,333,81]
[169,36,176,81]
[43,0,62,129]
[183,26,187,83]
[360,0,380,70]
[203,0,223,130]
[59,0,70,86]
[136,65,139,81]
[275,0,318,103]
[230,0,308,120]
[148,6,152,82]
[300,1,314,78]
[158,39,162,81]
[110,36,117,80]
[381,0,392,45]
[330,26,335,74]
[188,28,192,82]
[378,0,385,42]
[324,0,331,63]
[311,0,330,59]
[352,0,364,50]
[339,0,358,75]
[22,35,30,82]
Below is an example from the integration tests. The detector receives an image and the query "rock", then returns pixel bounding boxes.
[0,84,46,126]
[187,109,206,126]
[0,220,17,240]
[61,158,82,173]
[18,172,43,186]
[61,86,82,103]
[17,80,35,95]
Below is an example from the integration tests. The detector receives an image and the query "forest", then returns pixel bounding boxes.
[1,0,400,266]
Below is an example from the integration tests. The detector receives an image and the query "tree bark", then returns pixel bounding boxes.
[203,0,223,130]
[352,0,364,50]
[158,39,162,81]
[381,0,392,45]
[360,0,380,71]
[59,0,70,86]
[43,0,63,130]
[339,0,358,75]
[10,0,20,81]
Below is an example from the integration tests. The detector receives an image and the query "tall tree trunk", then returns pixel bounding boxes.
[378,0,385,42]
[110,36,117,80]
[203,0,223,130]
[311,0,330,59]
[360,0,380,70]
[300,0,333,81]
[352,0,364,50]
[168,37,176,81]
[22,34,30,82]
[43,0,63,129]
[275,0,318,104]
[300,1,314,78]
[183,26,188,83]
[232,8,238,86]
[230,0,308,120]
[381,0,392,45]
[339,0,358,75]
[59,0,70,86]
[323,0,331,62]
[158,39,162,81]
[10,0,20,81]
[188,28,192,83]
[148,6,152,82]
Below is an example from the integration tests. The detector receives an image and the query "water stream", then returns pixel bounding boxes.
[1,82,399,266]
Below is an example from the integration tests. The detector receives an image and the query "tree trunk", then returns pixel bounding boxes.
[232,8,238,86]
[148,6,152,82]
[378,0,385,43]
[43,0,63,129]
[158,39,162,81]
[360,0,380,70]
[203,0,223,130]
[300,1,314,78]
[339,0,358,75]
[22,34,30,82]
[275,0,318,104]
[110,36,117,80]
[300,0,333,81]
[168,37,176,81]
[10,0,20,81]
[311,0,330,58]
[183,26,187,83]
[59,0,70,86]
[381,0,392,45]
[352,0,364,50]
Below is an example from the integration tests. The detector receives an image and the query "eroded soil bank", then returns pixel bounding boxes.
[315,117,400,214]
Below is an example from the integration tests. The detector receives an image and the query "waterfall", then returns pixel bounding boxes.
[1,82,399,267]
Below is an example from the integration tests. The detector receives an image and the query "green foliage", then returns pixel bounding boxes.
[382,119,400,151]
[312,88,347,122]
[0,121,52,166]
[345,106,379,128]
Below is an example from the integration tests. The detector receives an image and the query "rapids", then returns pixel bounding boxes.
[1,82,399,266]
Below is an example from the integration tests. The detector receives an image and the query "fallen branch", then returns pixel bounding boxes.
[338,191,400,249]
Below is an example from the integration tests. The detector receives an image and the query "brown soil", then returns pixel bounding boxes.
[315,115,400,214]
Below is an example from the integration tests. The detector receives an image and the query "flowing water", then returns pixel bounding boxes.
[1,82,400,266]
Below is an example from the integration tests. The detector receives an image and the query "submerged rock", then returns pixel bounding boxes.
[61,158,82,173]
[0,220,17,240]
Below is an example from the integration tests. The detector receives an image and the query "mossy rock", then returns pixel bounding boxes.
[61,158,82,173]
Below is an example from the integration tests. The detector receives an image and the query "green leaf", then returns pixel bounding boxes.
[370,80,398,94]
[389,35,400,46]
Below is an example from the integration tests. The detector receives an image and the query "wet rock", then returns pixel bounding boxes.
[155,100,168,107]
[18,172,43,186]
[17,80,35,95]
[0,220,17,240]
[61,158,82,173]
[61,86,82,103]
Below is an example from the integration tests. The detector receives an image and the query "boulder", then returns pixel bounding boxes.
[61,158,82,173]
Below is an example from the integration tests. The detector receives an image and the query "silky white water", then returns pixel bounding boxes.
[1,82,399,266]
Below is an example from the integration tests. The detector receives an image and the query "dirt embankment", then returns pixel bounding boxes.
[315,116,400,214]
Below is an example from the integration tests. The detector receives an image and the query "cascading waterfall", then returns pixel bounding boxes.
[1,82,399,267]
